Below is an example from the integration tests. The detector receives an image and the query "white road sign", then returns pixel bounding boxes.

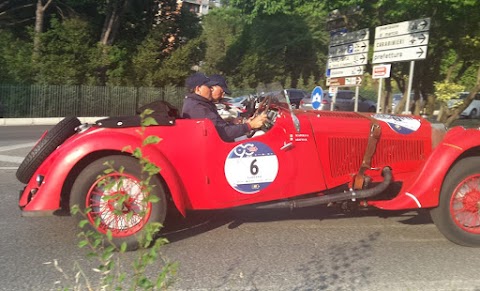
[329,66,365,78]
[372,45,428,64]
[375,18,430,39]
[374,32,429,52]
[326,76,363,87]
[328,40,369,57]
[372,64,392,79]
[330,28,369,46]
[345,76,362,86]
[328,53,367,69]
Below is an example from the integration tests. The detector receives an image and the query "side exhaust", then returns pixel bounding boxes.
[249,167,392,209]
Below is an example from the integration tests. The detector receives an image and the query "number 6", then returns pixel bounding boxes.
[250,159,259,175]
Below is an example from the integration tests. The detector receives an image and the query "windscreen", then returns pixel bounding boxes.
[255,83,291,110]
[255,83,301,132]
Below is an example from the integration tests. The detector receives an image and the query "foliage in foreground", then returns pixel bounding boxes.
[50,109,177,290]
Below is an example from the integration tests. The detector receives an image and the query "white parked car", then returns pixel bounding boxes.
[448,92,480,119]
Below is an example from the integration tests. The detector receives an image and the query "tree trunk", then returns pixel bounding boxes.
[445,66,480,127]
[100,0,130,46]
[384,78,392,113]
[453,61,472,83]
[96,0,131,84]
[444,55,460,82]
[33,0,53,61]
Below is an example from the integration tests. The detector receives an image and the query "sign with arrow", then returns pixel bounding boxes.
[328,40,369,57]
[374,32,429,52]
[372,45,428,64]
[373,18,430,64]
[375,18,430,39]
[328,53,367,69]
[326,76,363,87]
[329,66,365,78]
[327,28,369,83]
[330,28,369,46]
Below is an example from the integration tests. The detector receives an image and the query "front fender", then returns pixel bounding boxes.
[370,126,477,210]
[20,129,188,216]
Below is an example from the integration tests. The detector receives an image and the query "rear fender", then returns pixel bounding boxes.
[370,127,478,210]
[20,132,188,216]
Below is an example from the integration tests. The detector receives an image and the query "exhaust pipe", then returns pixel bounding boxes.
[249,167,392,210]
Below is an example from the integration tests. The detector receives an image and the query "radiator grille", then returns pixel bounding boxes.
[328,137,425,178]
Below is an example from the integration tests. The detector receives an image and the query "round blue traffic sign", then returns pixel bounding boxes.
[311,86,323,109]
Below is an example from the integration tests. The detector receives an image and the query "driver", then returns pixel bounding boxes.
[181,73,267,142]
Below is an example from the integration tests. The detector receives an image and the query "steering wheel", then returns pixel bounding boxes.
[246,95,272,138]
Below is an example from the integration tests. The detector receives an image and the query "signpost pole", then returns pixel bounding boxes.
[354,86,359,112]
[404,61,415,114]
[377,78,383,113]
[331,93,337,111]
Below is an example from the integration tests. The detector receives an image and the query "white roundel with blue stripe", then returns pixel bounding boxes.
[373,114,421,134]
[225,141,279,194]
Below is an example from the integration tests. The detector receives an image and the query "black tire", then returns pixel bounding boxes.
[430,157,480,247]
[16,117,81,184]
[70,155,167,251]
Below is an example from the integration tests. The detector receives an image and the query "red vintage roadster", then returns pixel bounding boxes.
[16,93,480,250]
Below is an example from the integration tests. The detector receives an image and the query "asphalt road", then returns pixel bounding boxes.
[1,124,480,291]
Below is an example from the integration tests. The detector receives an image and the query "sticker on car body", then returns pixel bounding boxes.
[225,141,279,194]
[372,114,421,134]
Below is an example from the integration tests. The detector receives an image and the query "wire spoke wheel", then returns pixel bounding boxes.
[70,155,167,251]
[87,173,150,237]
[450,175,480,234]
[430,157,480,247]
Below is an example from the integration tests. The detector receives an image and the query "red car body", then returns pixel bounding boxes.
[17,101,480,249]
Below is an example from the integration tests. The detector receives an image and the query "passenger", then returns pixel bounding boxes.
[209,74,243,125]
[209,74,231,102]
[181,72,266,142]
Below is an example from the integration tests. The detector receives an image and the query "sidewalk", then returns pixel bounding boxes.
[0,117,106,126]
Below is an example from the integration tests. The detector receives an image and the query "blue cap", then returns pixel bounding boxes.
[185,73,218,91]
[209,74,232,95]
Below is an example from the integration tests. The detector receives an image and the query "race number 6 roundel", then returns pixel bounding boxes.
[224,141,279,194]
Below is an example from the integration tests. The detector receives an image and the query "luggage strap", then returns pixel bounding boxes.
[353,114,381,190]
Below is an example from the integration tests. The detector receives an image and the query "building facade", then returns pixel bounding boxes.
[178,0,210,15]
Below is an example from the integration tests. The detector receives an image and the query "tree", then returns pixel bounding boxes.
[0,30,35,83]
[33,0,54,60]
[209,1,327,89]
[201,7,246,75]
[154,37,206,87]
[34,17,97,85]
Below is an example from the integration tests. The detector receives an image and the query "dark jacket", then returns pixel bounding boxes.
[181,93,249,142]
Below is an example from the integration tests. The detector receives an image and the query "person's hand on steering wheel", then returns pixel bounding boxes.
[245,95,271,137]
[247,112,267,129]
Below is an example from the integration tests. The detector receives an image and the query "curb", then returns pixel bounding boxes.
[0,117,106,126]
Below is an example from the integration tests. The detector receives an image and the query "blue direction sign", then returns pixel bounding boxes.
[311,86,323,109]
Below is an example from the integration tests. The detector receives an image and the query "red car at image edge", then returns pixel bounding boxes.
[16,93,480,250]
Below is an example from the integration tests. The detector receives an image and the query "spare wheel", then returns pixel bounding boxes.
[16,117,81,184]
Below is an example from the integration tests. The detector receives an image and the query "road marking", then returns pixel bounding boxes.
[0,142,33,166]
[0,154,24,164]
[0,142,36,152]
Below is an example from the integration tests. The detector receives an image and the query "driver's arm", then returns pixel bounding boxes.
[246,112,267,129]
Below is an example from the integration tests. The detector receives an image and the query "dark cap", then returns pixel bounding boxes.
[209,74,232,95]
[185,72,218,91]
